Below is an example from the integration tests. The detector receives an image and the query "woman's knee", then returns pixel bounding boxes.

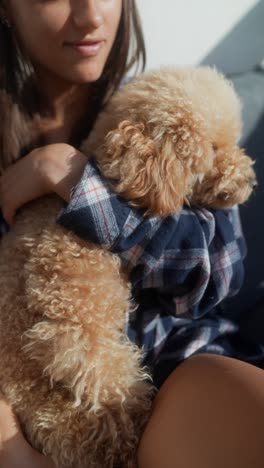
[137,354,264,468]
[154,353,264,409]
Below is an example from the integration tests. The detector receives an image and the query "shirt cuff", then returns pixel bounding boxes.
[56,159,130,248]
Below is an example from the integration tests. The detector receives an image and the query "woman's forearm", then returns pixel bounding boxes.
[0,398,55,467]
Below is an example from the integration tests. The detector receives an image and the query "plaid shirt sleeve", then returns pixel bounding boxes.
[57,160,246,319]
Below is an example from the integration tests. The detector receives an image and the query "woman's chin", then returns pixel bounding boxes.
[68,63,105,84]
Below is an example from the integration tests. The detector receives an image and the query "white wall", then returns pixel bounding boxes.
[137,0,259,68]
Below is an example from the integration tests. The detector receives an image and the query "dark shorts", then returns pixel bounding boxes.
[126,291,264,389]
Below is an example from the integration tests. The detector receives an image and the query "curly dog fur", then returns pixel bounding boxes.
[0,66,255,467]
[85,66,256,216]
[0,196,153,468]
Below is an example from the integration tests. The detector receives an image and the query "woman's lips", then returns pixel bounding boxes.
[66,41,105,56]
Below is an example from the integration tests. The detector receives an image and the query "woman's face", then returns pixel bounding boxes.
[6,0,122,85]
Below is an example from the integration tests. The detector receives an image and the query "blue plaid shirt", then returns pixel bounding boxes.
[1,160,262,388]
[57,160,246,316]
[55,160,264,387]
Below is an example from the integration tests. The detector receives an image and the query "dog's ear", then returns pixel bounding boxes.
[191,147,257,208]
[98,117,212,217]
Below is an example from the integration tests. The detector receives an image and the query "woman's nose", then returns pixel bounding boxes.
[72,0,104,30]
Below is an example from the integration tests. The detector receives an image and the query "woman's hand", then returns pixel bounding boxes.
[0,143,88,225]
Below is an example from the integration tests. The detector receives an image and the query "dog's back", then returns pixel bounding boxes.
[0,195,152,467]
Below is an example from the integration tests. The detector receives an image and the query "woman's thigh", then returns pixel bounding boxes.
[138,353,264,468]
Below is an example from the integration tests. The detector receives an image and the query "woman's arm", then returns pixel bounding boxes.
[0,144,87,225]
[0,397,55,468]
[57,160,246,319]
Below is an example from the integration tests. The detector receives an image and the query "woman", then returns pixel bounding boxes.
[0,1,264,467]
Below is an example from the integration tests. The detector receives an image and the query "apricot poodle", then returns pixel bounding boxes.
[0,66,255,468]
[86,66,256,216]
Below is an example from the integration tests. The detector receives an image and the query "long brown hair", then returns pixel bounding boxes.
[0,0,146,169]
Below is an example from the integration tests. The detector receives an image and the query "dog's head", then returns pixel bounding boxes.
[89,69,214,217]
[86,66,256,216]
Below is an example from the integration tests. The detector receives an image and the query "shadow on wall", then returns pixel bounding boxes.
[202,0,264,76]
[236,112,264,335]
[202,1,264,321]
[237,112,264,311]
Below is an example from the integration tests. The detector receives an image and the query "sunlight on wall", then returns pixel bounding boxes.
[137,0,259,68]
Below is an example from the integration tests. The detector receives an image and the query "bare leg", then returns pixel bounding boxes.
[0,399,55,468]
[138,354,264,468]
